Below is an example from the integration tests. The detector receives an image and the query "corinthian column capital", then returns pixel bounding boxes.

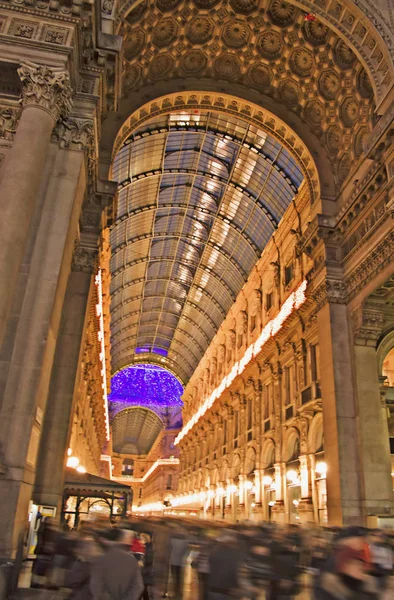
[18,61,73,122]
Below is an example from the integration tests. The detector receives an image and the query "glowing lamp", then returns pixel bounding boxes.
[286,469,298,483]
[227,484,237,494]
[262,475,273,487]
[315,461,327,476]
[67,456,79,469]
[76,466,86,474]
[67,448,72,457]
[268,500,276,507]
[244,480,253,491]
[207,490,215,499]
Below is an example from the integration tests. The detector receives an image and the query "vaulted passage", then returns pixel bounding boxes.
[110,110,304,382]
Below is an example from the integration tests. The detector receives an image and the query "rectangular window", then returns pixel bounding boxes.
[166,474,173,490]
[310,344,318,382]
[285,263,294,286]
[234,411,239,439]
[284,366,291,406]
[263,386,269,420]
[266,292,273,311]
[247,397,253,431]
[237,334,243,349]
[223,420,227,446]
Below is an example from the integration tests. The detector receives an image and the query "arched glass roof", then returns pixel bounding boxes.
[111,407,163,455]
[109,364,183,407]
[111,110,304,383]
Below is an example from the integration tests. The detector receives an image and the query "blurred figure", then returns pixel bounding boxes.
[90,529,144,600]
[369,530,393,593]
[169,528,189,599]
[140,532,154,600]
[65,534,104,600]
[314,529,381,600]
[206,530,241,600]
[191,531,210,600]
[268,528,301,600]
[240,537,272,600]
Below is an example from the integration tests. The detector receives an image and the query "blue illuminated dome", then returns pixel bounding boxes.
[109,364,184,407]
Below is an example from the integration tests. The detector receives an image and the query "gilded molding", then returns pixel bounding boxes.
[18,61,73,122]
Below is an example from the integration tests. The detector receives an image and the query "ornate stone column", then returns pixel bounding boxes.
[351,302,393,518]
[34,246,97,511]
[298,454,314,522]
[0,62,72,347]
[272,462,286,522]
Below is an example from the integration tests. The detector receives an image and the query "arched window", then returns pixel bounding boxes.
[122,458,134,476]
[382,347,394,387]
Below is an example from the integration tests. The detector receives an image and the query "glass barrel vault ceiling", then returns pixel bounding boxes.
[111,110,304,384]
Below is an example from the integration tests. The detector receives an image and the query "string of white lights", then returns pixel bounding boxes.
[95,269,111,441]
[174,280,308,445]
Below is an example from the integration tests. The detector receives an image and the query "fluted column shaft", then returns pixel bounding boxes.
[0,62,72,347]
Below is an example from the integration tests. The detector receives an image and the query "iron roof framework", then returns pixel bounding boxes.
[112,407,164,455]
[111,110,304,383]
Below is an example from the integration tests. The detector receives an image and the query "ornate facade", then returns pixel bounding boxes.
[0,0,393,559]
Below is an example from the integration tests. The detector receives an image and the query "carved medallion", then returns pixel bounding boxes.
[318,69,340,100]
[257,30,284,60]
[278,79,300,107]
[124,28,145,61]
[326,125,342,154]
[125,1,147,24]
[124,64,142,90]
[340,96,359,127]
[229,0,259,15]
[248,64,272,90]
[186,16,214,44]
[357,68,373,99]
[193,0,219,7]
[304,99,325,125]
[334,39,356,70]
[222,20,250,49]
[214,53,241,80]
[289,47,314,77]
[152,18,178,48]
[156,0,181,11]
[148,53,174,80]
[303,20,329,46]
[181,50,207,75]
[268,0,297,27]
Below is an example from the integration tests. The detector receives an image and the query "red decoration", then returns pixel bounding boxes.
[304,12,317,21]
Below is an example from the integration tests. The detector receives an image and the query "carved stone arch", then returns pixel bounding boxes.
[115,0,393,106]
[307,412,324,454]
[110,91,320,202]
[261,438,276,469]
[101,89,331,206]
[245,445,257,475]
[231,452,242,479]
[377,328,394,375]
[283,426,301,462]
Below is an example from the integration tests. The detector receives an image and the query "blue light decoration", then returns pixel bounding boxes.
[109,364,184,408]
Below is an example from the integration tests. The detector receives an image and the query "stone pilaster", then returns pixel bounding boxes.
[351,301,393,517]
[0,62,72,350]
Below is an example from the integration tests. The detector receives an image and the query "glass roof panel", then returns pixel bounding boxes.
[111,110,304,382]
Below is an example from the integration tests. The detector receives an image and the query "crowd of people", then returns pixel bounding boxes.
[28,516,394,600]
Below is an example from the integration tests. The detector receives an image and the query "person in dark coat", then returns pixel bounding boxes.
[207,531,241,600]
[239,538,272,600]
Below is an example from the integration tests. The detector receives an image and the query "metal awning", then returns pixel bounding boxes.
[111,110,304,383]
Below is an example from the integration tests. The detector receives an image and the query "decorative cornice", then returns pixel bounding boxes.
[52,116,94,150]
[346,231,394,301]
[312,279,347,311]
[72,241,98,273]
[351,302,385,346]
[18,61,73,121]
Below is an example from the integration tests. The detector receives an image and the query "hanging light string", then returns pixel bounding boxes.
[95,268,111,441]
[175,280,308,445]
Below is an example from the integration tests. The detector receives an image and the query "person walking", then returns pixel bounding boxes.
[206,530,241,600]
[169,529,189,599]
[90,529,144,600]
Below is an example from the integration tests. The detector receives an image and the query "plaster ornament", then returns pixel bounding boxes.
[18,61,73,121]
